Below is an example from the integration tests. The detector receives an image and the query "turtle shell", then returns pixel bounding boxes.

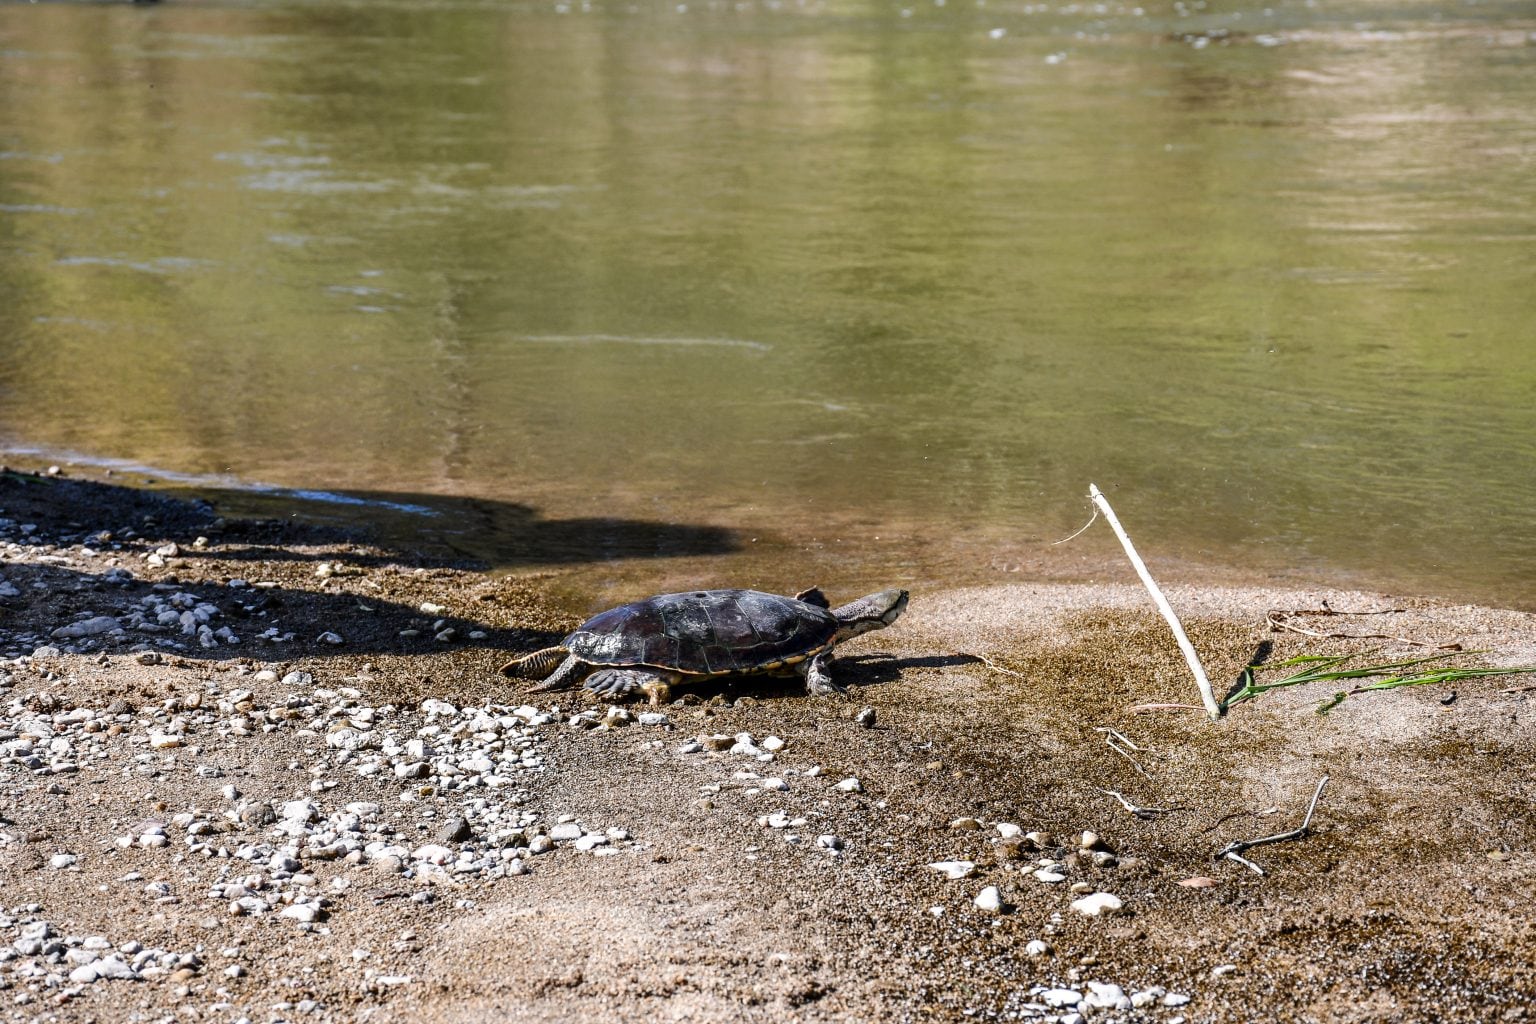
[565,589,838,677]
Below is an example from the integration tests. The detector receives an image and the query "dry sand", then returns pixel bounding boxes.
[0,467,1533,1023]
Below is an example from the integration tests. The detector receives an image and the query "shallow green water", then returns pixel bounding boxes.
[2,0,1535,606]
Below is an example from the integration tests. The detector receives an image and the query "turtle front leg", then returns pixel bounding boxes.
[799,651,845,696]
[585,668,680,706]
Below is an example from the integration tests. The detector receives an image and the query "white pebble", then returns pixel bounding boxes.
[1084,982,1130,1011]
[927,860,976,880]
[834,777,863,793]
[974,886,1004,912]
[1070,892,1123,917]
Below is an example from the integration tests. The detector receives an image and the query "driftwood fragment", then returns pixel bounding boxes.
[1088,484,1222,720]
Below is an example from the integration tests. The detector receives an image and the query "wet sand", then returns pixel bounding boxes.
[1,466,1533,1023]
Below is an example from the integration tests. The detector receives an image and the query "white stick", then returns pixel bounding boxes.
[1088,483,1223,721]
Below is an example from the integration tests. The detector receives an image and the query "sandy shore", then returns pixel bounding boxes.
[1,466,1533,1023]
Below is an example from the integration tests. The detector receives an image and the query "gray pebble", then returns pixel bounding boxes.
[435,815,472,844]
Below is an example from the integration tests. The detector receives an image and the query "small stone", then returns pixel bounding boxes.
[974,886,1005,913]
[50,853,78,869]
[548,823,583,842]
[51,616,121,639]
[1025,831,1054,848]
[677,740,702,754]
[1070,892,1123,917]
[1024,939,1052,957]
[1084,982,1131,1011]
[995,822,1023,839]
[1078,831,1105,850]
[816,834,843,851]
[281,904,320,923]
[238,802,276,826]
[834,778,863,793]
[71,956,137,983]
[1032,869,1067,884]
[854,707,876,728]
[1179,876,1221,888]
[1211,964,1238,978]
[435,815,472,844]
[950,817,983,831]
[1163,992,1192,1006]
[927,860,976,880]
[281,799,318,823]
[527,835,554,855]
[637,712,669,727]
[1068,882,1094,894]
[701,734,734,751]
[1040,988,1082,1008]
[317,631,343,644]
[761,736,786,752]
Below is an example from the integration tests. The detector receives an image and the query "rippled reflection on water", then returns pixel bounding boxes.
[1,0,1534,606]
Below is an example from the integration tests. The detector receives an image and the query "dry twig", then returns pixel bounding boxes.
[967,652,1028,679]
[1266,608,1461,651]
[1215,775,1330,876]
[1098,788,1177,819]
[1094,727,1152,778]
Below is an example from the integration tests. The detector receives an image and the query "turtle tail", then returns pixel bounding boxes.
[500,646,570,680]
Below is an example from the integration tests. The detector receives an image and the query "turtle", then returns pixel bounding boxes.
[500,586,908,705]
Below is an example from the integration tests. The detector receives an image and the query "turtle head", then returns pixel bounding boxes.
[830,588,908,644]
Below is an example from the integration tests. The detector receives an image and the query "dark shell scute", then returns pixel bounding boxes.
[566,589,837,675]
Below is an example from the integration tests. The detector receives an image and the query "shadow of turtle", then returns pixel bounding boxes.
[834,652,987,687]
[561,653,978,706]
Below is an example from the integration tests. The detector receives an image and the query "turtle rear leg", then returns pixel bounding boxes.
[526,654,588,693]
[799,651,845,696]
[585,668,681,706]
[501,646,570,680]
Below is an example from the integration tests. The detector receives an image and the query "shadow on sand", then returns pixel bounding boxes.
[0,468,743,666]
